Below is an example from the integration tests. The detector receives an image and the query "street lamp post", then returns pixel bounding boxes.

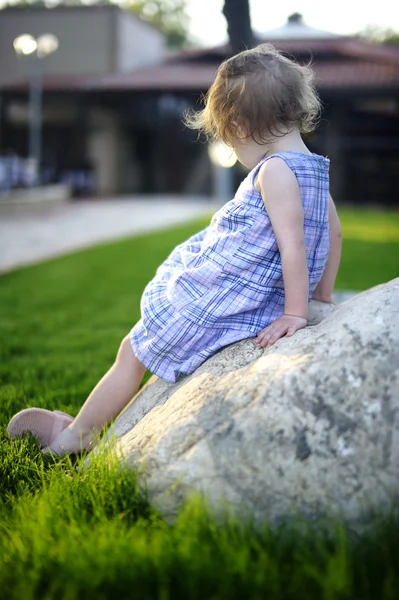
[13,33,59,185]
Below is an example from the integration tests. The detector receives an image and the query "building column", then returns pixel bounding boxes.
[87,109,122,195]
[324,101,346,202]
[0,94,6,152]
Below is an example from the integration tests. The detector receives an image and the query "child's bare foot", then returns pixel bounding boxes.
[42,424,96,456]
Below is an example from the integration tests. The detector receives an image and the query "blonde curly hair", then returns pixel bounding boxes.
[185,43,321,146]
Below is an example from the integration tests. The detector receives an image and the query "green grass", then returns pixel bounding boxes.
[337,209,399,290]
[0,208,399,600]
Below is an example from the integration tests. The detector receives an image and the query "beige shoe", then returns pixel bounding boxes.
[7,408,74,448]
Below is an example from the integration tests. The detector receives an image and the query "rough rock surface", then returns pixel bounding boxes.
[92,280,399,524]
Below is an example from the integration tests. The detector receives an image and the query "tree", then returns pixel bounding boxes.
[222,0,254,56]
[358,26,399,46]
[123,0,189,49]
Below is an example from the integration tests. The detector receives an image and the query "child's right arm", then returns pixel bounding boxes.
[312,195,342,303]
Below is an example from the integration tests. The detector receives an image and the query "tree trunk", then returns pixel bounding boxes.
[222,0,254,56]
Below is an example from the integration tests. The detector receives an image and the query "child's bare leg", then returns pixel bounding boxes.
[46,335,145,455]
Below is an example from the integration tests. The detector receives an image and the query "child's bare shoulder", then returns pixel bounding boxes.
[255,156,297,194]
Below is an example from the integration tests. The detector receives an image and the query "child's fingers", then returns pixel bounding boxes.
[256,326,273,345]
[257,324,301,346]
[256,316,306,347]
[256,326,275,343]
[255,327,269,343]
[257,325,286,347]
[268,327,286,345]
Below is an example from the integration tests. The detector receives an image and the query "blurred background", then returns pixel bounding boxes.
[1,8,399,596]
[0,0,398,276]
[0,0,398,203]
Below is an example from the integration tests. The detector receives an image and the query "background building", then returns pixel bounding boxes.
[0,7,398,205]
[0,5,166,195]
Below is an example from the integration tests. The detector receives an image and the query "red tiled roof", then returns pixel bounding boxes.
[2,37,399,93]
[314,60,399,88]
[315,38,399,63]
[1,75,89,92]
[170,36,399,63]
[88,63,219,91]
[88,59,399,91]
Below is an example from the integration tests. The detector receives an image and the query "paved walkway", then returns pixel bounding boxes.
[0,195,357,303]
[0,196,212,273]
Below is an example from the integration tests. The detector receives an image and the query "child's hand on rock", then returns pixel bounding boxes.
[255,315,307,347]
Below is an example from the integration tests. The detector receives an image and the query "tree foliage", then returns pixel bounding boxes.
[122,0,190,49]
[359,26,399,46]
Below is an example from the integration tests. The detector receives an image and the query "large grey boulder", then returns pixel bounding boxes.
[92,279,399,525]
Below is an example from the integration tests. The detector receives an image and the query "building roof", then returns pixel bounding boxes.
[90,36,399,92]
[168,36,399,66]
[1,75,88,93]
[261,13,339,39]
[2,32,399,94]
[314,60,399,88]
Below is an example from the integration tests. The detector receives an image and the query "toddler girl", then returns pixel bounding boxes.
[8,43,342,455]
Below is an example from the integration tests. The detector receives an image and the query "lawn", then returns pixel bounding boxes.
[0,207,398,600]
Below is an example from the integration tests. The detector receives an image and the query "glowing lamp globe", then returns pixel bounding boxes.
[208,141,237,168]
[37,34,59,58]
[13,35,38,56]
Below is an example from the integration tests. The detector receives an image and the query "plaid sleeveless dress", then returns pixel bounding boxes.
[130,151,330,382]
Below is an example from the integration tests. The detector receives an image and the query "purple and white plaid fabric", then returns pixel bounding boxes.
[131,151,330,382]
